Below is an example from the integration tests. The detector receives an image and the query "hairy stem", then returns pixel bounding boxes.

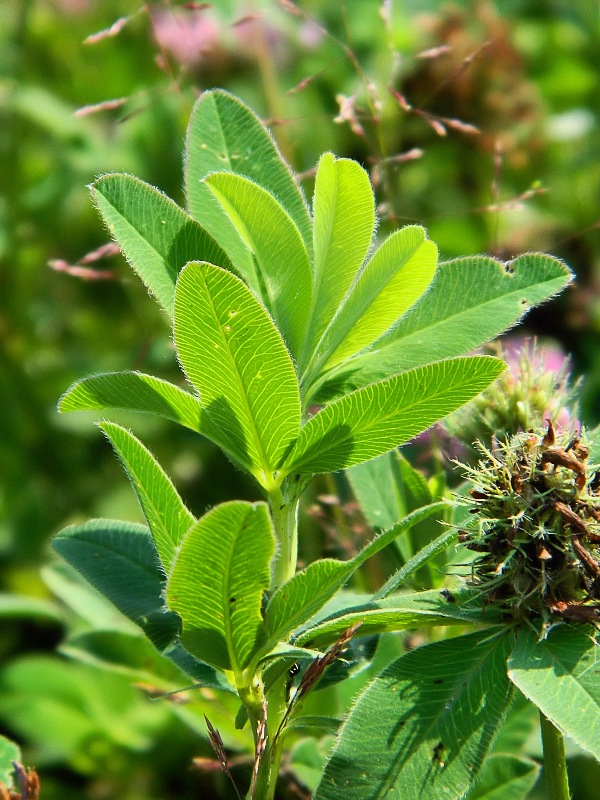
[268,488,300,591]
[539,710,571,800]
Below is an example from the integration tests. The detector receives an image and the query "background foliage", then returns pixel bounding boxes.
[2,1,600,798]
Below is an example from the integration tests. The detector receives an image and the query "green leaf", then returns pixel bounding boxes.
[373,528,459,599]
[317,253,572,400]
[205,173,312,356]
[0,656,168,756]
[314,629,514,800]
[174,262,301,486]
[463,754,539,800]
[185,89,312,250]
[300,153,375,369]
[306,225,438,380]
[508,625,600,760]
[349,451,444,573]
[0,594,63,624]
[166,501,275,675]
[98,422,195,570]
[91,174,232,317]
[264,503,447,647]
[347,452,406,530]
[59,371,204,432]
[282,356,505,476]
[295,588,501,649]
[0,736,20,788]
[53,519,180,651]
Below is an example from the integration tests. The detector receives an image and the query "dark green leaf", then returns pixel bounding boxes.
[53,519,180,651]
[314,630,514,800]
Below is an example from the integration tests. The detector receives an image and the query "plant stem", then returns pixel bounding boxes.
[539,710,571,800]
[268,488,300,590]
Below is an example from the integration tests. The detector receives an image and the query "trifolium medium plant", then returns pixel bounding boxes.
[54,90,577,799]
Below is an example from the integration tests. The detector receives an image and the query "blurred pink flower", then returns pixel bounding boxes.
[151,8,220,67]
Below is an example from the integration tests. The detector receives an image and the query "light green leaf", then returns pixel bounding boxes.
[98,422,195,570]
[166,501,275,674]
[314,630,514,800]
[0,594,63,623]
[306,226,437,380]
[205,173,312,356]
[507,625,600,760]
[60,629,231,694]
[0,736,20,787]
[282,356,505,476]
[59,371,204,432]
[464,754,539,800]
[295,588,500,649]
[317,253,572,400]
[185,89,312,250]
[264,503,447,647]
[91,174,232,317]
[53,519,180,651]
[174,262,301,487]
[300,153,375,369]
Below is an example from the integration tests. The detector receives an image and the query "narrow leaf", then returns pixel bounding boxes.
[309,225,438,377]
[508,625,600,760]
[98,422,195,570]
[91,174,232,317]
[314,630,514,800]
[264,503,446,647]
[282,356,505,476]
[317,253,572,400]
[373,528,459,599]
[347,452,405,530]
[166,502,275,674]
[295,588,501,649]
[205,173,312,356]
[59,371,204,432]
[53,519,180,651]
[301,154,375,368]
[185,89,312,250]
[174,262,301,485]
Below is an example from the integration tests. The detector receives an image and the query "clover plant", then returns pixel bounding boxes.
[53,90,580,799]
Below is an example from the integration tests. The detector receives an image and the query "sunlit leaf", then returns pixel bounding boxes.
[59,371,204,431]
[174,261,301,486]
[166,502,275,674]
[99,422,195,569]
[317,253,572,400]
[305,225,437,380]
[300,153,375,369]
[91,174,232,317]
[185,89,312,250]
[282,356,504,475]
[205,172,312,356]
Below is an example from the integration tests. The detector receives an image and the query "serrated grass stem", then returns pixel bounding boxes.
[539,710,571,800]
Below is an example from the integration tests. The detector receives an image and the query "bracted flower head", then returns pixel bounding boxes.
[457,420,600,627]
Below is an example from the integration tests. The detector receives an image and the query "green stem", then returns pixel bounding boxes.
[268,488,300,590]
[539,710,571,800]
